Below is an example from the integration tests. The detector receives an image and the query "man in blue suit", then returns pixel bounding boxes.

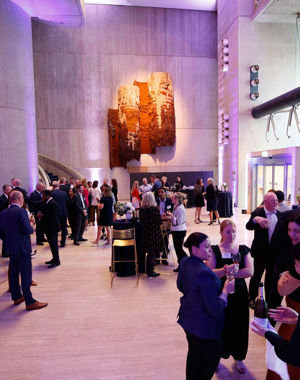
[0,190,47,310]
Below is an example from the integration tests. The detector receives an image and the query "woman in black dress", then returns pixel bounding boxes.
[194,178,205,224]
[206,178,221,225]
[92,187,113,246]
[208,219,253,374]
[139,192,162,277]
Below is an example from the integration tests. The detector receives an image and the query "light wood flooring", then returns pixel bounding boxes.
[0,209,269,380]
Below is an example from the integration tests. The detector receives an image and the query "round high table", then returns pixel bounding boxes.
[111,219,145,276]
[217,191,233,218]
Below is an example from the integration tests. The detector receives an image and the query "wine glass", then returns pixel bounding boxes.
[232,252,241,274]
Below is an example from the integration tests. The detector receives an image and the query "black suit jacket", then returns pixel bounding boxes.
[29,190,43,214]
[0,194,8,213]
[246,207,281,258]
[156,197,173,213]
[40,199,60,233]
[13,186,29,204]
[74,193,87,216]
[52,189,69,218]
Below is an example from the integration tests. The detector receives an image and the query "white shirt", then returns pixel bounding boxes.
[90,188,101,206]
[264,207,278,241]
[170,204,186,232]
[139,184,152,195]
[159,198,166,216]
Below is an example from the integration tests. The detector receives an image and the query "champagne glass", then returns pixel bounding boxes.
[226,266,235,294]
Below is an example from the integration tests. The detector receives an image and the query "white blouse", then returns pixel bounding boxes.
[170,204,186,232]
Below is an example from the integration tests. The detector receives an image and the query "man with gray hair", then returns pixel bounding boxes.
[246,191,281,306]
[0,190,47,310]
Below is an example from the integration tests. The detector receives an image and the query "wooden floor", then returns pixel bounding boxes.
[0,209,268,380]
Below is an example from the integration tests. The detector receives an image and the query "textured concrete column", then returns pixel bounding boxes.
[0,0,38,193]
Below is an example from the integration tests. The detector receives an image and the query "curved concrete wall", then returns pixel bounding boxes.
[0,0,38,193]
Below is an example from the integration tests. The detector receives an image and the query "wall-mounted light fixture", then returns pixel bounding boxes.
[222,39,229,72]
[218,113,229,145]
[250,65,259,100]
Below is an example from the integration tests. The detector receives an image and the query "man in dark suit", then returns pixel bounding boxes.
[29,182,46,245]
[0,190,47,310]
[0,184,12,257]
[73,185,88,246]
[52,181,69,247]
[246,192,281,306]
[13,179,29,205]
[37,190,61,268]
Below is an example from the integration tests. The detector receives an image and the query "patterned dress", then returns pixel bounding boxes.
[139,206,162,273]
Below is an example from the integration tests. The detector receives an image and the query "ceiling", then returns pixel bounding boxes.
[84,0,217,12]
[10,0,85,27]
[254,0,300,23]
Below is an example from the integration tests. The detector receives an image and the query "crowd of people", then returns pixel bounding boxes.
[1,175,300,379]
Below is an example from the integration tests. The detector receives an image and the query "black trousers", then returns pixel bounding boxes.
[35,218,45,243]
[59,215,68,245]
[9,253,35,305]
[45,231,60,264]
[1,239,9,257]
[185,332,221,380]
[172,230,187,264]
[249,254,274,302]
[73,213,85,243]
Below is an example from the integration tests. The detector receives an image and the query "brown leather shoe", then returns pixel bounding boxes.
[26,301,48,311]
[31,280,38,286]
[14,296,25,305]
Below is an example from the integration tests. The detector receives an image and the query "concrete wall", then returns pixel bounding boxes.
[32,4,218,199]
[0,0,38,193]
[217,0,300,208]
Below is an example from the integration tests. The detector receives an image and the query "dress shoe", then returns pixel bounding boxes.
[208,222,213,226]
[42,239,48,242]
[79,238,88,242]
[37,242,44,246]
[74,241,80,246]
[31,249,37,256]
[173,266,179,272]
[14,296,25,305]
[100,235,105,240]
[26,301,48,311]
[31,280,38,286]
[162,260,169,266]
[45,260,54,265]
[147,271,160,278]
[48,262,60,268]
[60,243,65,247]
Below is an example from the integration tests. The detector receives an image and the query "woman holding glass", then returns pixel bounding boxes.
[208,219,253,374]
[177,232,234,380]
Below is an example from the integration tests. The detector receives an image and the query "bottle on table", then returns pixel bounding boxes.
[254,282,268,328]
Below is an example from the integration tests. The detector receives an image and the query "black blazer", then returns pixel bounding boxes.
[52,189,69,218]
[0,194,8,213]
[40,199,60,233]
[246,207,281,258]
[74,193,87,216]
[14,186,29,204]
[29,190,43,214]
[156,197,173,213]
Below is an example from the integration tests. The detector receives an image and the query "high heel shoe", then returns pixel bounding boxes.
[208,222,213,225]
[194,220,199,224]
[91,240,99,246]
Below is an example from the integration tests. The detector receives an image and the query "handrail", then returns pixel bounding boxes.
[38,165,50,188]
[38,153,84,180]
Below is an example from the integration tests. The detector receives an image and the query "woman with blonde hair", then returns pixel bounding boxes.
[208,219,253,374]
[139,192,162,277]
[206,178,221,225]
[166,192,187,272]
[92,187,114,246]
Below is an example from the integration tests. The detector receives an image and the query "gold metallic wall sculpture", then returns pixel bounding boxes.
[108,72,175,168]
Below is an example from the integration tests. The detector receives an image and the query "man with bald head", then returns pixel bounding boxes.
[0,191,47,310]
[246,192,281,306]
